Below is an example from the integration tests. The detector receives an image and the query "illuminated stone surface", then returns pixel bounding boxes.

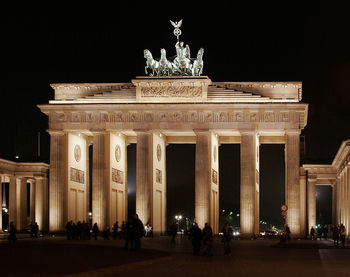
[39,76,310,236]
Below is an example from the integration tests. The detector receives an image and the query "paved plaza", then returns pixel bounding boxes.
[1,235,350,276]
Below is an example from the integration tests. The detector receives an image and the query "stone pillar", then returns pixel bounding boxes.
[136,131,152,225]
[9,176,17,228]
[240,132,259,237]
[135,130,166,233]
[346,165,350,235]
[336,176,341,225]
[195,131,211,229]
[108,133,128,229]
[151,132,166,234]
[86,140,92,222]
[340,171,344,224]
[307,175,317,234]
[30,180,36,224]
[35,177,48,231]
[92,132,108,230]
[49,132,67,232]
[299,168,307,237]
[0,176,2,231]
[210,133,219,234]
[332,181,337,226]
[17,178,28,231]
[285,131,301,237]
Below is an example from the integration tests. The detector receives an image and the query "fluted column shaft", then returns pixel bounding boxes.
[35,177,48,231]
[18,178,28,231]
[0,176,2,231]
[136,131,152,224]
[285,131,301,236]
[49,132,67,232]
[9,176,17,227]
[30,180,35,223]
[195,131,211,229]
[307,176,316,234]
[240,132,259,237]
[92,133,108,230]
[332,182,337,226]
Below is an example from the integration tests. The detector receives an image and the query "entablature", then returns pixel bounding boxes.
[39,102,308,132]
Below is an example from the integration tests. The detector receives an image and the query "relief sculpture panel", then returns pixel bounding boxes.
[112,168,124,184]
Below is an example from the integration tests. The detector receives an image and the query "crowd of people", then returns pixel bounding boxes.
[6,216,350,255]
[310,224,347,246]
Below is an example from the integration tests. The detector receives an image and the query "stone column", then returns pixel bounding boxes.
[285,131,301,237]
[332,181,337,226]
[49,132,67,232]
[307,175,317,234]
[336,176,341,225]
[17,177,28,231]
[195,131,211,229]
[9,176,17,228]
[240,132,259,237]
[340,171,344,224]
[136,131,152,225]
[92,132,108,230]
[0,176,2,231]
[30,179,36,224]
[35,177,48,231]
[299,168,307,237]
[346,165,350,234]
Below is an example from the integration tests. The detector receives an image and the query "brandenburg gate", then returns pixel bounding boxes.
[38,20,308,237]
[38,77,308,237]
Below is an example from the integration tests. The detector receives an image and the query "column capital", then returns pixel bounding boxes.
[307,174,317,182]
[285,130,301,135]
[91,131,109,136]
[239,130,257,136]
[47,130,65,136]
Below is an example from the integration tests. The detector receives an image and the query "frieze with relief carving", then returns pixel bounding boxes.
[141,85,202,98]
[48,108,306,128]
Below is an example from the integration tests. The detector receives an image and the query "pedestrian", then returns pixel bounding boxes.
[189,222,202,256]
[8,221,17,243]
[317,227,323,240]
[76,221,82,240]
[170,220,177,243]
[112,221,119,240]
[221,223,233,256]
[323,225,328,240]
[285,224,291,241]
[92,222,99,240]
[148,224,153,237]
[202,223,213,257]
[310,226,315,240]
[65,221,72,240]
[132,214,144,250]
[29,221,34,238]
[103,226,110,240]
[33,222,39,238]
[125,217,134,250]
[340,224,346,247]
[332,225,339,246]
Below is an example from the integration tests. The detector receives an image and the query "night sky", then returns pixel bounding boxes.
[1,3,349,228]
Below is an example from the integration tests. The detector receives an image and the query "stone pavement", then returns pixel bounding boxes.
[1,234,350,276]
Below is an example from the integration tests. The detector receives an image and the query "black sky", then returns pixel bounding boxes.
[1,3,349,226]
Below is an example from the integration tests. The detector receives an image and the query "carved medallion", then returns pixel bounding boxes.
[213,146,217,163]
[115,145,121,162]
[157,144,162,162]
[74,145,81,162]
